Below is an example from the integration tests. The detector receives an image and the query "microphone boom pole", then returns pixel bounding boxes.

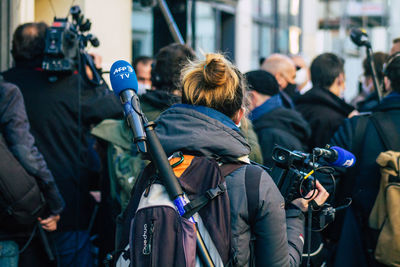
[350,28,383,102]
[157,0,185,44]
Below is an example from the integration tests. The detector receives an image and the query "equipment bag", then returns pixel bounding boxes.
[367,113,400,266]
[0,137,45,226]
[114,153,246,267]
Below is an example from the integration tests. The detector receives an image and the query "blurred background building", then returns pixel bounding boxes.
[1,0,399,100]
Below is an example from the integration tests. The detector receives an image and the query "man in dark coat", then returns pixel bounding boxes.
[2,22,122,266]
[246,70,311,167]
[295,53,355,149]
[0,76,64,266]
[329,52,400,266]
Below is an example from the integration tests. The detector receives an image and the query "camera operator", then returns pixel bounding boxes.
[0,76,64,266]
[329,52,400,266]
[2,22,122,267]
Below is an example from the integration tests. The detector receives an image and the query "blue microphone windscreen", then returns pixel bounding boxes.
[331,146,356,167]
[110,60,138,95]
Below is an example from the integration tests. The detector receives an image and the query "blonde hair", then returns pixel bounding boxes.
[181,53,246,118]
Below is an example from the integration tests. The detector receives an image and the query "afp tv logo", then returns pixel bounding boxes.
[113,65,134,80]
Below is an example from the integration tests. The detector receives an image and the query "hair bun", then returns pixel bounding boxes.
[203,54,227,88]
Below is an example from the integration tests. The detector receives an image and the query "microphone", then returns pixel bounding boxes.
[313,146,356,168]
[350,28,371,48]
[110,60,147,153]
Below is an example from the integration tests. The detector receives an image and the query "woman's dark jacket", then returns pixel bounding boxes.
[295,87,354,149]
[155,105,305,266]
[330,94,400,266]
[0,78,65,238]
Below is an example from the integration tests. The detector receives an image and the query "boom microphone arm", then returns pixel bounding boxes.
[350,28,383,102]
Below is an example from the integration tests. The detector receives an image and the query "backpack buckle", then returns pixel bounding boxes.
[205,183,226,199]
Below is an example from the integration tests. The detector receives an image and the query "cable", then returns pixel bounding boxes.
[306,205,312,267]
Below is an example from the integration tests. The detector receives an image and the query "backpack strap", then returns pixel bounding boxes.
[332,115,370,206]
[370,112,400,151]
[244,165,263,227]
[182,162,245,219]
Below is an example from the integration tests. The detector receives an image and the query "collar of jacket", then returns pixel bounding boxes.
[155,105,250,159]
[140,90,181,110]
[250,94,283,121]
[279,90,295,109]
[172,104,240,132]
[295,86,354,116]
[374,92,400,112]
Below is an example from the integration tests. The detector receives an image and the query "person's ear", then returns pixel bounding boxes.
[233,107,245,125]
[275,73,286,89]
[384,76,392,93]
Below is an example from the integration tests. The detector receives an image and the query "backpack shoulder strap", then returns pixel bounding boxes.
[338,115,370,199]
[220,162,246,177]
[244,165,263,227]
[351,115,370,156]
[182,162,246,219]
[370,112,400,151]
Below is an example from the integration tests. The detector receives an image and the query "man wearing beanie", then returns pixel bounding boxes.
[246,70,311,167]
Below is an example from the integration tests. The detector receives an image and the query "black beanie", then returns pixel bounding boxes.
[245,70,280,96]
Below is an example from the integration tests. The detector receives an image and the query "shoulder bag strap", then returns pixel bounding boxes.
[369,112,400,151]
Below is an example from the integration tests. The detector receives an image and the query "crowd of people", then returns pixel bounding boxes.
[1,20,400,267]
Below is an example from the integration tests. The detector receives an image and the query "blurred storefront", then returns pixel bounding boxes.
[132,0,302,71]
[2,0,399,83]
[301,0,399,101]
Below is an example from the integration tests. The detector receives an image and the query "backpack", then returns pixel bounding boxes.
[107,142,148,211]
[113,153,249,267]
[365,113,400,266]
[0,135,46,226]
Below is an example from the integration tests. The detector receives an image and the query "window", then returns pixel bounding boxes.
[132,4,153,60]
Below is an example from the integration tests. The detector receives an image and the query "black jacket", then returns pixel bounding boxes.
[295,87,354,149]
[253,107,311,167]
[330,95,400,266]
[2,67,123,231]
[0,78,64,238]
[357,91,379,112]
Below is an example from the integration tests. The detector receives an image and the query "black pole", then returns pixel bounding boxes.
[143,121,215,267]
[144,121,183,199]
[157,0,185,44]
[366,46,383,102]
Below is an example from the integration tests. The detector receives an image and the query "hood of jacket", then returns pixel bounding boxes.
[140,90,181,110]
[155,106,251,160]
[295,87,354,116]
[252,107,311,143]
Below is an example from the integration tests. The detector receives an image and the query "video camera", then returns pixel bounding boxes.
[270,146,324,203]
[42,5,101,84]
[269,145,353,230]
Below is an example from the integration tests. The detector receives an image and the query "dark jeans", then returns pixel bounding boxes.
[53,230,93,267]
[0,240,18,267]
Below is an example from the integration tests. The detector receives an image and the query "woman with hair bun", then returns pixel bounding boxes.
[155,53,329,266]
